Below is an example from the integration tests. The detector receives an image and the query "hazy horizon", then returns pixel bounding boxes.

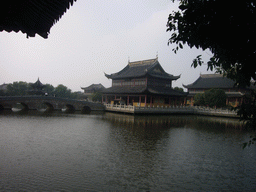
[0,0,212,92]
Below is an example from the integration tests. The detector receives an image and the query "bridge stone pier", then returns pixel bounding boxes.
[0,96,105,113]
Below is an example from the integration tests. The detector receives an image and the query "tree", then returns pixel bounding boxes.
[6,81,29,96]
[167,0,256,87]
[204,89,226,108]
[194,93,205,106]
[44,84,55,96]
[91,92,102,102]
[167,0,256,146]
[193,89,226,107]
[54,84,72,98]
[0,90,5,96]
[174,86,184,92]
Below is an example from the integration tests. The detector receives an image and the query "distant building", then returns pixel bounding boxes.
[81,84,105,101]
[183,74,252,107]
[102,58,187,107]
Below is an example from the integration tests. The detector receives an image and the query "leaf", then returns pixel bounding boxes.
[242,142,248,149]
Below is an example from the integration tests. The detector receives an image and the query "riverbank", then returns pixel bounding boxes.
[104,104,239,118]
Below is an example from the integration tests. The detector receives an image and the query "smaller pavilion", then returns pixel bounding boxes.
[28,78,46,96]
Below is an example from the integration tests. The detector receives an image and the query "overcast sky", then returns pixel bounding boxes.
[0,0,212,92]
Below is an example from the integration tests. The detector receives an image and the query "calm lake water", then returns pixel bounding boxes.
[0,111,255,191]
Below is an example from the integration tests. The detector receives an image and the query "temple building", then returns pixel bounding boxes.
[183,74,252,107]
[102,58,187,107]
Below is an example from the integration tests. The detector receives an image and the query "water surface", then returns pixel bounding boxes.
[0,112,255,191]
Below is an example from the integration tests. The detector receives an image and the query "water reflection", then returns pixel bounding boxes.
[0,111,255,191]
[101,113,255,191]
[103,113,245,139]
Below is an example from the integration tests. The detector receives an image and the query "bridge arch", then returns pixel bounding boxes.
[12,102,29,112]
[81,106,91,114]
[62,104,76,113]
[38,102,54,112]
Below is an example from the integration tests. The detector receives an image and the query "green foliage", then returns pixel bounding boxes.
[167,1,256,147]
[0,90,5,96]
[204,89,226,108]
[242,135,256,149]
[44,84,55,96]
[6,81,30,96]
[54,84,72,98]
[91,92,102,102]
[193,89,226,108]
[167,0,256,87]
[194,93,205,106]
[174,86,184,92]
[3,81,82,99]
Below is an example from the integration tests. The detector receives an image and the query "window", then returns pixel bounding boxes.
[113,81,121,87]
[122,81,132,86]
[134,80,145,86]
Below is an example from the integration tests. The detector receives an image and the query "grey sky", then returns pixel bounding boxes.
[0,0,211,92]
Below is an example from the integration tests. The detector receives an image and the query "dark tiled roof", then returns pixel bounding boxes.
[81,84,105,91]
[147,86,188,96]
[187,91,246,97]
[102,86,187,96]
[183,74,236,89]
[0,0,76,38]
[105,58,180,80]
[31,78,45,89]
[102,86,147,94]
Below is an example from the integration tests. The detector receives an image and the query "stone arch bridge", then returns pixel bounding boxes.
[0,96,105,113]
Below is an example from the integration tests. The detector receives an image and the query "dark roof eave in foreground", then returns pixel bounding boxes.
[0,0,76,38]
